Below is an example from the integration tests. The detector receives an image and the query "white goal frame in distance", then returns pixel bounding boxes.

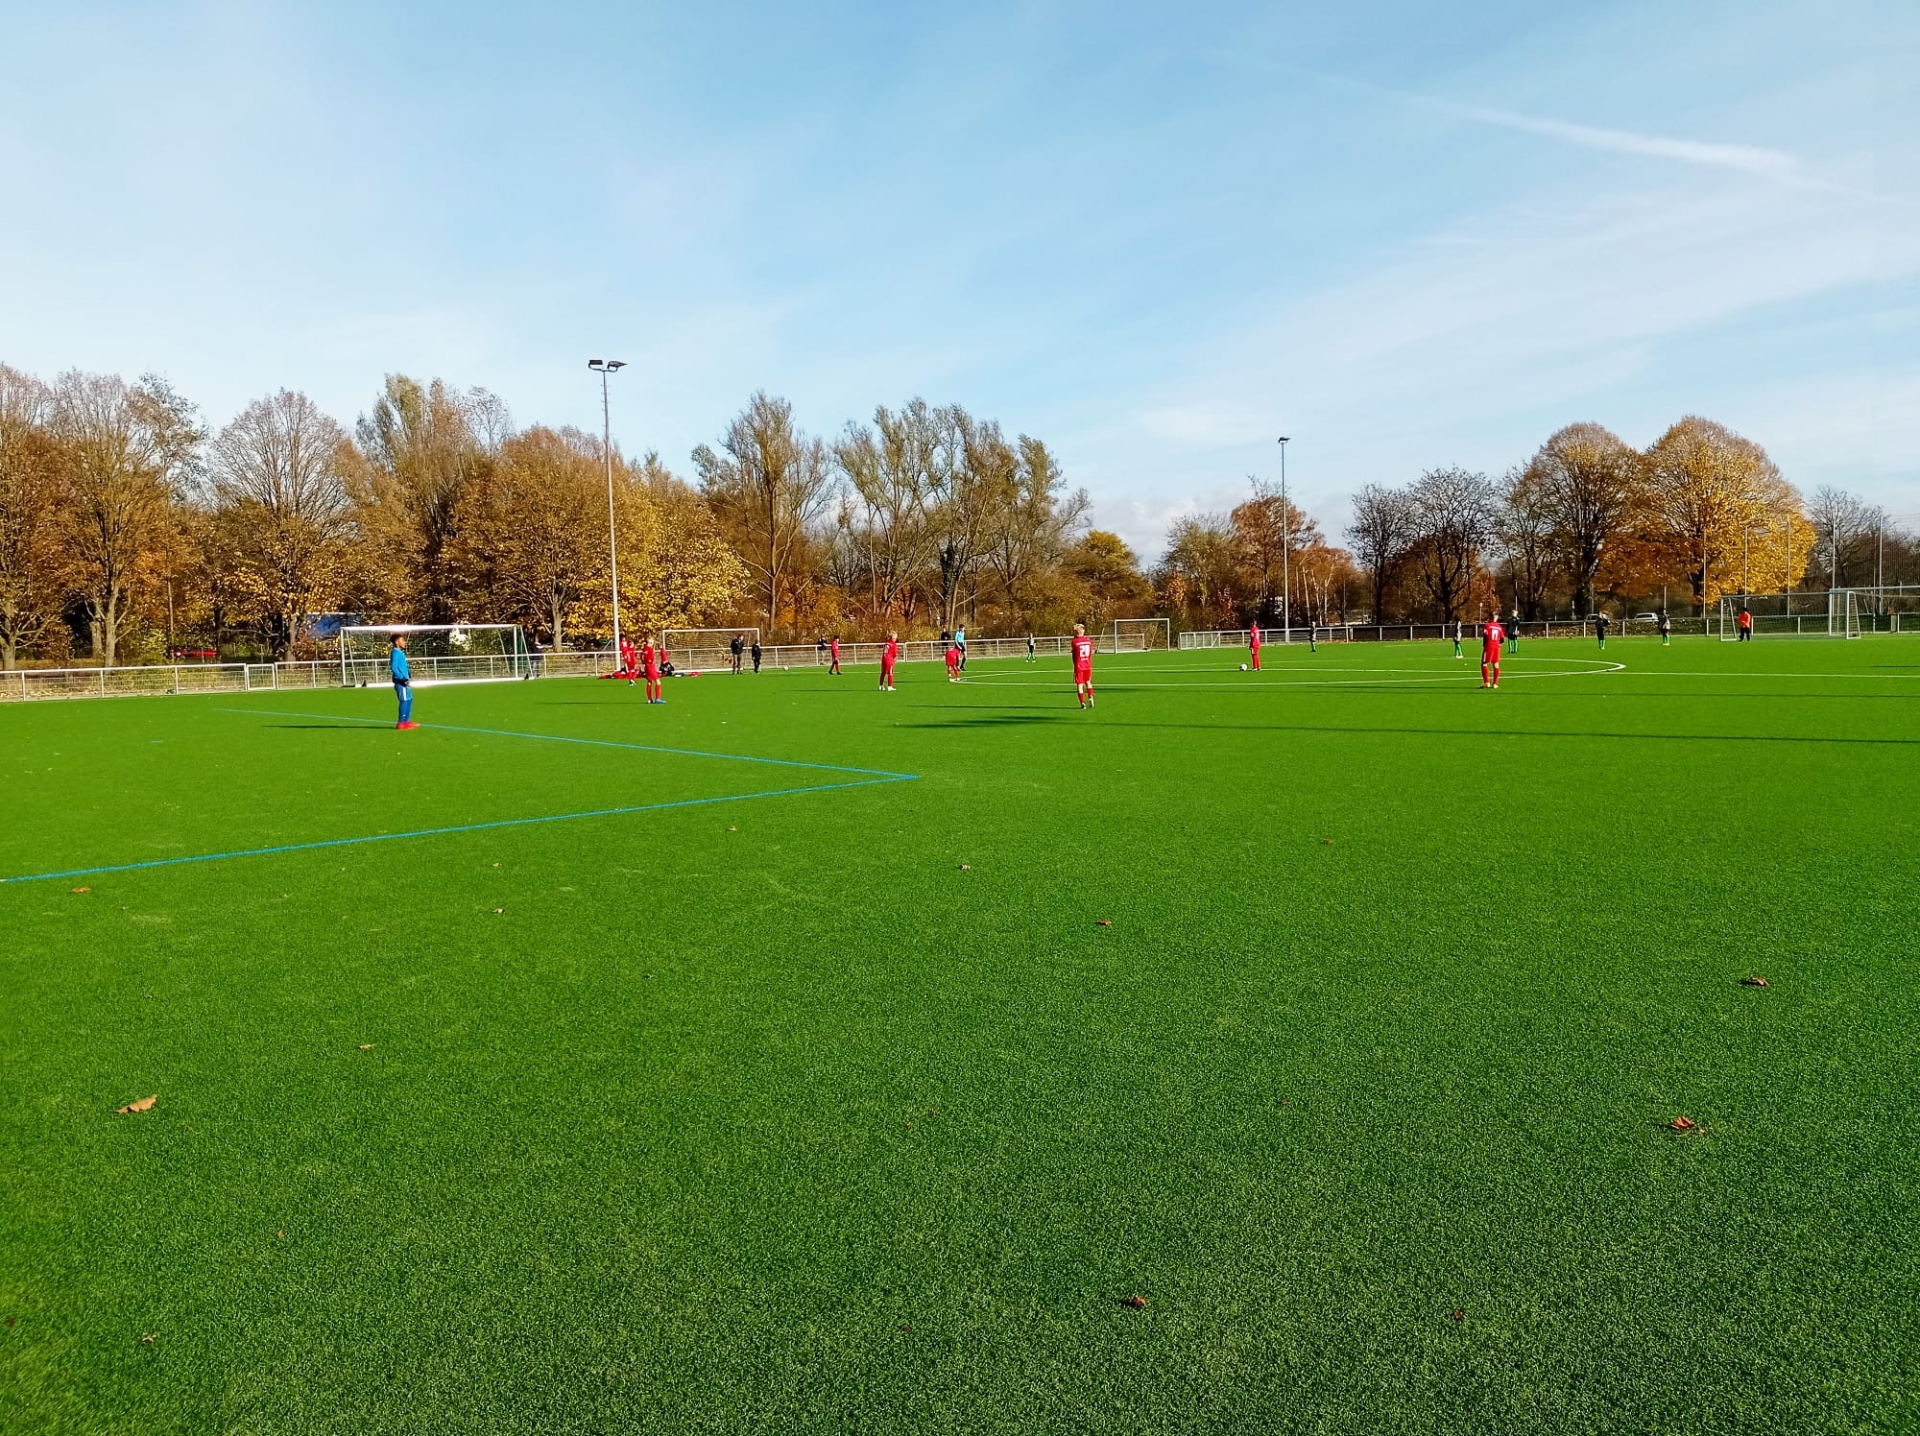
[1717,594,1861,640]
[1109,618,1171,652]
[662,628,763,670]
[339,624,530,686]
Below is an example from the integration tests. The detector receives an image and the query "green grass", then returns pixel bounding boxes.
[3,637,1917,1434]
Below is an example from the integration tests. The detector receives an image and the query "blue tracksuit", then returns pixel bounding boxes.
[390,645,412,723]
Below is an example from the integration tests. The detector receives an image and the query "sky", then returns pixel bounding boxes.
[2,0,1915,557]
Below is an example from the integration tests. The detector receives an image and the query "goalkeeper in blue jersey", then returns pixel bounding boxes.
[390,634,417,729]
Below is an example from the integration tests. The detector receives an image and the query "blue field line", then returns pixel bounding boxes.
[0,776,912,886]
[214,707,917,780]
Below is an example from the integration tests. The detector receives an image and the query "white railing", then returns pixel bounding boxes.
[0,632,1175,702]
[1177,620,1679,647]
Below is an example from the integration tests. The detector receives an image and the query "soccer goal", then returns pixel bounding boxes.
[1718,593,1861,640]
[662,627,761,671]
[339,625,529,686]
[1108,618,1171,653]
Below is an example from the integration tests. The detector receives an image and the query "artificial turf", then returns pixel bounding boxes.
[2,637,1916,1434]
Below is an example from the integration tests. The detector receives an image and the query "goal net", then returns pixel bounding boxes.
[339,624,529,686]
[1719,593,1862,640]
[663,627,762,671]
[1109,618,1171,652]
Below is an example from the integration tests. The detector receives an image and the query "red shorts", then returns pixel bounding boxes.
[1074,663,1092,684]
[1482,647,1501,663]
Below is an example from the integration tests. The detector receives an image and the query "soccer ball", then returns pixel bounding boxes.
[1240,663,1249,672]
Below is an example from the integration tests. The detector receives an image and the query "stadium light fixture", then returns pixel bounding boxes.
[589,360,628,655]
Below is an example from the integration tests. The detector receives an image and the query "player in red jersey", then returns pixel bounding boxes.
[1481,613,1505,689]
[1248,622,1262,670]
[642,634,663,704]
[618,637,637,684]
[1070,622,1096,708]
[945,635,961,681]
[828,636,841,674]
[880,632,899,691]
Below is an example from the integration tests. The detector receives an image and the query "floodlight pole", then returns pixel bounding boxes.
[1277,436,1290,642]
[589,359,627,656]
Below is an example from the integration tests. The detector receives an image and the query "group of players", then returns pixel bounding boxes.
[1244,616,1510,688]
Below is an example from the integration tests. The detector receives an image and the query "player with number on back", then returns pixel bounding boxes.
[1248,621,1262,671]
[1071,623,1096,709]
[1481,612,1505,689]
[880,632,899,691]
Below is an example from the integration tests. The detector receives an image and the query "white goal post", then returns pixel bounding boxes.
[1109,618,1171,652]
[662,628,762,670]
[1718,593,1862,640]
[339,624,530,685]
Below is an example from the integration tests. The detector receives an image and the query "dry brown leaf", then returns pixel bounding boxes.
[72,886,90,894]
[358,1044,373,1051]
[1096,919,1113,927]
[1322,838,1334,845]
[116,1095,157,1115]
[727,826,737,832]
[277,1230,285,1240]
[958,863,971,871]
[1669,1116,1698,1132]
[1740,976,1769,987]
[1123,1294,1147,1309]
[1452,1309,1464,1321]
[140,1333,156,1343]
[492,908,504,915]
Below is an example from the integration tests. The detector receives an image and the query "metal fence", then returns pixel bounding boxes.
[0,633,1148,702]
[1179,617,1717,649]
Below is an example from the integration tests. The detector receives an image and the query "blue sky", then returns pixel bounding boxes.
[2,1,1914,555]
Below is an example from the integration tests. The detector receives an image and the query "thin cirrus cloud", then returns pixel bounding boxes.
[1442,103,1802,182]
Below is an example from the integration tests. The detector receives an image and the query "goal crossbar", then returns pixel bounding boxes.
[339,624,530,685]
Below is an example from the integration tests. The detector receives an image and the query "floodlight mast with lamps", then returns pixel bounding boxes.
[588,359,627,655]
[1277,436,1290,640]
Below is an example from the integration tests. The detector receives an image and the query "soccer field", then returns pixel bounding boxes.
[4,638,1917,1433]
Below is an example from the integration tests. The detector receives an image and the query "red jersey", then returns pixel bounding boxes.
[945,646,960,671]
[1482,621,1504,654]
[1248,626,1261,649]
[883,639,899,665]
[830,639,840,658]
[641,643,658,677]
[1738,610,1752,629]
[1071,635,1095,668]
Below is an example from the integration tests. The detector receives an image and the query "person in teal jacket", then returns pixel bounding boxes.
[391,634,416,729]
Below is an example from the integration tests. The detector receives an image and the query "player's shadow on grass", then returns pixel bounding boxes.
[1096,720,1920,746]
[902,710,1069,726]
[264,724,392,731]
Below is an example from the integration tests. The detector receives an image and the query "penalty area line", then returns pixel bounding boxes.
[0,775,914,886]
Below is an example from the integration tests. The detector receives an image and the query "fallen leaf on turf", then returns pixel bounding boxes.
[358,1044,373,1051]
[1123,1295,1147,1309]
[1669,1116,1698,1132]
[116,1095,157,1114]
[900,1323,911,1332]
[140,1333,156,1343]
[727,826,736,832]
[1096,919,1112,927]
[958,863,971,871]
[492,862,500,868]
[1740,976,1769,987]
[72,887,90,894]
[277,1231,285,1240]
[1452,1309,1464,1321]
[492,908,504,914]
[1322,838,1334,845]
